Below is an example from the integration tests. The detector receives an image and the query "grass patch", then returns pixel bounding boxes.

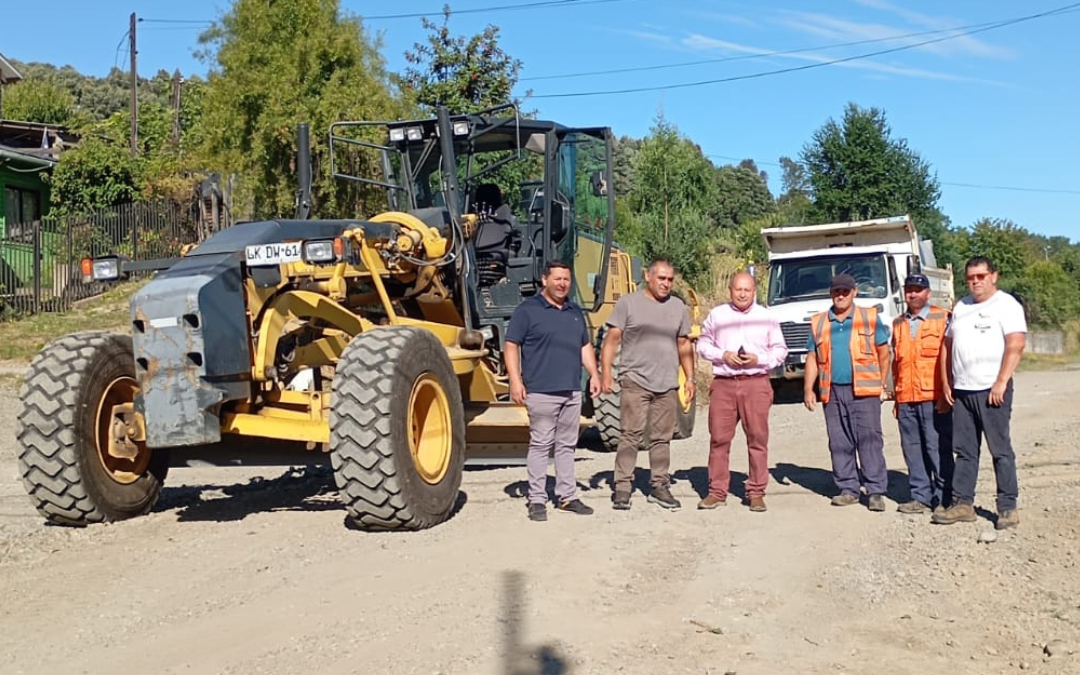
[0,281,144,363]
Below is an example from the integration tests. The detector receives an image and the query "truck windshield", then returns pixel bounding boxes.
[768,254,888,305]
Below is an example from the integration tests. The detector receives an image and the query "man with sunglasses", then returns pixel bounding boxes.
[890,273,954,515]
[932,257,1026,530]
[803,273,892,511]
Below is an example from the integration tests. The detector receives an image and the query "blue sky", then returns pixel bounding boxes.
[4,0,1079,242]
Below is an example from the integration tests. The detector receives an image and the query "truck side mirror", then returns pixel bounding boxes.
[906,255,921,276]
[590,170,607,197]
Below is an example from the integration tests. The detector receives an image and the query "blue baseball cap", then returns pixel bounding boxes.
[904,273,930,288]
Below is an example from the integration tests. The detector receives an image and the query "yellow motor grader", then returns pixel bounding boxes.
[15,105,695,531]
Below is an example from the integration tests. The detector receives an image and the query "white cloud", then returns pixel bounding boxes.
[680,33,1009,87]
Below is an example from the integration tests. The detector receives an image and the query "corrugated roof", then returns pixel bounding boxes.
[0,145,56,170]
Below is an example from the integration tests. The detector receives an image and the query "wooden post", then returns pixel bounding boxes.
[129,13,139,158]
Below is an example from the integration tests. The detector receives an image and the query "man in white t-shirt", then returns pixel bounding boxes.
[932,256,1027,530]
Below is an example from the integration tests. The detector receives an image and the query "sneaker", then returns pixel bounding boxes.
[748,496,767,512]
[557,499,594,516]
[527,503,547,522]
[931,503,977,525]
[698,495,726,510]
[830,493,859,507]
[647,485,682,510]
[897,500,930,514]
[867,495,886,512]
[612,491,632,511]
[995,509,1020,530]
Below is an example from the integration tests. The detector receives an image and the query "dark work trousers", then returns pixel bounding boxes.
[823,384,888,497]
[897,401,954,508]
[951,382,1019,512]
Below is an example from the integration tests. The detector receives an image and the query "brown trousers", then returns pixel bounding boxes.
[707,375,773,499]
[613,378,678,491]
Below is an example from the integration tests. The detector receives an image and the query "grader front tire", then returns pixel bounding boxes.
[16,332,169,526]
[330,327,466,531]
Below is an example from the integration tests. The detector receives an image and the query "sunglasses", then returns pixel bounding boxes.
[965,272,991,282]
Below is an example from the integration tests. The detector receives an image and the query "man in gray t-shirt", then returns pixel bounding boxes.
[601,258,695,511]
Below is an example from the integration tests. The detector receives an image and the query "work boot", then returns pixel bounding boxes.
[647,485,682,510]
[830,493,859,507]
[557,499,594,516]
[748,496,767,512]
[612,491,631,511]
[867,495,886,512]
[527,503,547,522]
[897,500,930,514]
[995,509,1020,530]
[698,495,726,510]
[931,502,977,525]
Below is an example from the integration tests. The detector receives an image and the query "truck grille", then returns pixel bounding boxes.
[780,322,811,351]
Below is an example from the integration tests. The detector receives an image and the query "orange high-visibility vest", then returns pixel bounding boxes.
[891,306,950,404]
[811,306,883,404]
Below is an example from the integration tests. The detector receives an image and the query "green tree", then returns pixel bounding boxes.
[628,116,718,285]
[48,136,140,214]
[776,155,811,225]
[2,79,76,124]
[959,218,1036,286]
[713,160,775,230]
[801,102,959,273]
[195,0,405,219]
[1011,261,1080,327]
[400,6,525,114]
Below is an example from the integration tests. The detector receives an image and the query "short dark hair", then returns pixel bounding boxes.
[965,256,997,273]
[542,260,571,276]
[647,257,675,273]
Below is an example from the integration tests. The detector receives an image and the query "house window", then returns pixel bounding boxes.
[4,186,42,239]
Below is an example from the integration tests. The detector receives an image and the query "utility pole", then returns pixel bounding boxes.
[170,69,183,146]
[129,12,139,158]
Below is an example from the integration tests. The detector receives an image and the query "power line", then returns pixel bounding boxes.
[138,0,642,26]
[522,16,1036,82]
[529,2,1080,98]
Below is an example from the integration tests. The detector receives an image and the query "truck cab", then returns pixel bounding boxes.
[761,215,954,383]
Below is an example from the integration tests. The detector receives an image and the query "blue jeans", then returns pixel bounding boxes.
[897,401,954,507]
[951,382,1019,512]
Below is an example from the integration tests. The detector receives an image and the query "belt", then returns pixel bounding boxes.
[714,373,769,381]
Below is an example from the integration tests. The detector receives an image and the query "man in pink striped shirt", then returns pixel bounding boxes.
[696,272,788,512]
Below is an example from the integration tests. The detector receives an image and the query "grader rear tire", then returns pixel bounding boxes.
[16,332,169,526]
[330,327,466,531]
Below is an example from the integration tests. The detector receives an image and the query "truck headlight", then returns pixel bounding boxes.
[303,240,336,263]
[80,256,121,283]
[302,238,344,263]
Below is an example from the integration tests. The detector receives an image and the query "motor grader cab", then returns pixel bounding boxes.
[15,105,631,531]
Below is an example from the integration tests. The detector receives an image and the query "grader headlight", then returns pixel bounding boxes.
[302,238,344,263]
[80,256,123,283]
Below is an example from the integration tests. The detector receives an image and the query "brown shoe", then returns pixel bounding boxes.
[996,509,1020,530]
[748,496,767,512]
[698,495,726,510]
[830,493,859,507]
[897,500,930,514]
[931,503,977,525]
[867,495,886,512]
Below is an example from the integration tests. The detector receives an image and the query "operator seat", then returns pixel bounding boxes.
[471,183,517,285]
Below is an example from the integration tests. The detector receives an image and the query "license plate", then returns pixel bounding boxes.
[245,243,302,266]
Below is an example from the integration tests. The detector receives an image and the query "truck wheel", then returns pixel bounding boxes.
[16,332,169,526]
[330,327,465,530]
[593,386,621,453]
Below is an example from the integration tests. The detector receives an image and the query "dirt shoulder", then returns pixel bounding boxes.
[1,370,1078,675]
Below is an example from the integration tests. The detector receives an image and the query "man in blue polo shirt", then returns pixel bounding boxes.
[505,261,602,522]
[803,273,892,511]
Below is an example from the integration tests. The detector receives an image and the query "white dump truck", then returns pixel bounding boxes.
[760,214,954,385]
